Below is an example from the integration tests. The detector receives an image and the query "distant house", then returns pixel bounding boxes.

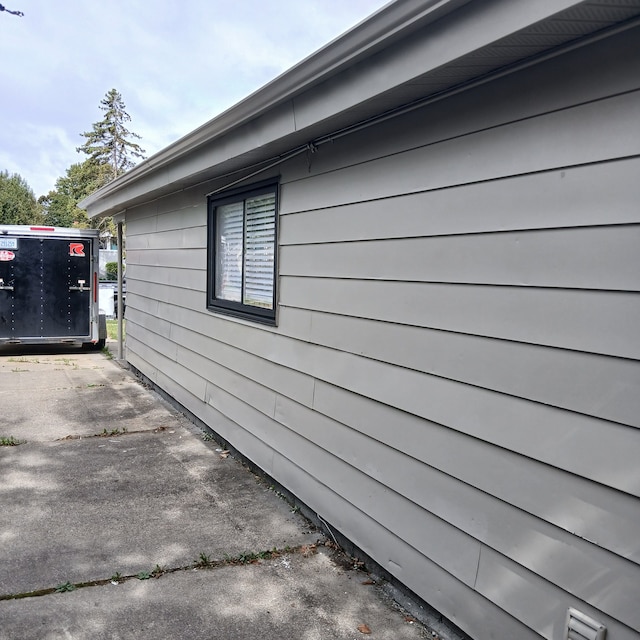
[81,1,640,639]
[99,231,118,279]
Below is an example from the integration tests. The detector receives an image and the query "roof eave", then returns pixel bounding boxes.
[80,0,472,215]
[81,0,640,218]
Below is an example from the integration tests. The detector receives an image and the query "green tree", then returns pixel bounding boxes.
[39,160,111,228]
[105,262,118,280]
[0,170,41,225]
[77,88,145,180]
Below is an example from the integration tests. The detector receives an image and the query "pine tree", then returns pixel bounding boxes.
[77,89,145,180]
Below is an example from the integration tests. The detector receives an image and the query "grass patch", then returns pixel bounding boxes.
[0,436,24,446]
[106,319,125,341]
[53,358,78,369]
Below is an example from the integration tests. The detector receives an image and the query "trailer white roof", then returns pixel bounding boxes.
[0,225,100,238]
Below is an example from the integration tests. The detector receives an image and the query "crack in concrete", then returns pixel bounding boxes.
[54,426,172,441]
[0,543,325,602]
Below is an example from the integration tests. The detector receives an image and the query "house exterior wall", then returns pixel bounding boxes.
[122,26,640,640]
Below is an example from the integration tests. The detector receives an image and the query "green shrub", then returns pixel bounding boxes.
[105,262,118,280]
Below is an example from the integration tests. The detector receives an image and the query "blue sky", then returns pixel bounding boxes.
[0,0,389,198]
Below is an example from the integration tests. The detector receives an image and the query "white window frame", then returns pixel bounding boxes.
[207,181,278,324]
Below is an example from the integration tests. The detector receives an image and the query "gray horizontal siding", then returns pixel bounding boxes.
[297,311,640,428]
[126,278,203,312]
[280,276,640,359]
[123,196,205,235]
[312,382,640,565]
[121,25,640,640]
[126,224,206,251]
[280,225,640,291]
[127,265,205,291]
[139,300,636,493]
[125,294,640,562]
[126,298,640,496]
[280,90,640,213]
[126,247,206,270]
[279,158,640,242]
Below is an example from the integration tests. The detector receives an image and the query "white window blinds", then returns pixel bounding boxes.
[213,189,276,314]
[215,201,243,302]
[243,193,275,309]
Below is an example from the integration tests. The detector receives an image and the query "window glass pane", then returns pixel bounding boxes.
[243,193,275,309]
[215,201,243,302]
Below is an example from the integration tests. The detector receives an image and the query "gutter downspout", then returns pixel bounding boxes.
[116,219,124,361]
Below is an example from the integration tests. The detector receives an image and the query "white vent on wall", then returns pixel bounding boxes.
[565,608,607,640]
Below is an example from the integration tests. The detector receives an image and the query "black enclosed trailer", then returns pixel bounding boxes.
[0,225,106,349]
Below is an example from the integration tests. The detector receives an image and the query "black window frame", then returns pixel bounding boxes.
[206,180,278,325]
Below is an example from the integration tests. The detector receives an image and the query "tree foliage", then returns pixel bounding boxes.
[0,171,41,225]
[105,262,118,280]
[39,160,111,228]
[77,88,145,180]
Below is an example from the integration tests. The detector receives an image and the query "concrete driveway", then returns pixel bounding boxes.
[0,345,432,640]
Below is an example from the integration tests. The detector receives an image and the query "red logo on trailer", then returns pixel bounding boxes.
[69,243,85,257]
[0,251,15,261]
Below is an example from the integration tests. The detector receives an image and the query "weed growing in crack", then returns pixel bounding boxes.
[97,427,127,437]
[1,545,327,603]
[0,436,25,446]
[151,565,166,578]
[237,552,257,564]
[194,553,213,568]
[228,549,279,565]
[135,566,166,580]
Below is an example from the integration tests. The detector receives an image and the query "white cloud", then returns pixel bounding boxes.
[0,123,77,196]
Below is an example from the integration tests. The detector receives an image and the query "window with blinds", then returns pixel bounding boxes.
[208,183,277,323]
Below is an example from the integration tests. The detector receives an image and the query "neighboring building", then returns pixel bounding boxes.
[100,231,117,251]
[98,249,117,279]
[81,2,640,639]
[99,231,118,279]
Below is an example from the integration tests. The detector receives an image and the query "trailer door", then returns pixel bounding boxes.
[0,235,92,340]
